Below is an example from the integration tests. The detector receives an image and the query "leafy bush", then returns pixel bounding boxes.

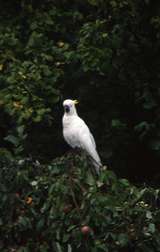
[0,154,160,252]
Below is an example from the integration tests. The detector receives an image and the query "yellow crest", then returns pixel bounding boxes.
[73,99,79,104]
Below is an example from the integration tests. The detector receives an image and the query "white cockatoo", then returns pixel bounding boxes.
[62,99,102,174]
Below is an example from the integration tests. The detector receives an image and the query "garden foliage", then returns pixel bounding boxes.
[1,154,160,252]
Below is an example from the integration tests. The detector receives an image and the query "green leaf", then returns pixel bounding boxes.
[55,242,63,252]
[146,211,152,220]
[88,0,99,6]
[4,135,19,146]
[134,121,150,132]
[118,233,129,247]
[67,225,77,232]
[36,218,45,231]
[86,173,95,186]
[63,234,70,243]
[18,216,32,229]
[119,178,130,187]
[18,247,29,252]
[148,223,156,234]
[67,244,72,252]
[150,140,160,151]
[111,119,126,129]
[17,125,25,136]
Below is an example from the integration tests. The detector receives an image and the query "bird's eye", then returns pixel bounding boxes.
[64,105,70,113]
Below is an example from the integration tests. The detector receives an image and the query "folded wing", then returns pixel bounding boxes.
[77,120,102,174]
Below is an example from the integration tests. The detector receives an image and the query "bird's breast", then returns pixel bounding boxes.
[62,116,81,148]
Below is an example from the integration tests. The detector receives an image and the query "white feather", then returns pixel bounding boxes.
[62,99,102,174]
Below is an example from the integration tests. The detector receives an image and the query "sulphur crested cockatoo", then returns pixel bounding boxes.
[62,99,102,174]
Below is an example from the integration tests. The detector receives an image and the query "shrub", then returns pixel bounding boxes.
[0,154,160,251]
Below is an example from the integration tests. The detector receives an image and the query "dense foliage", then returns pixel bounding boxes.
[0,0,160,180]
[1,154,160,252]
